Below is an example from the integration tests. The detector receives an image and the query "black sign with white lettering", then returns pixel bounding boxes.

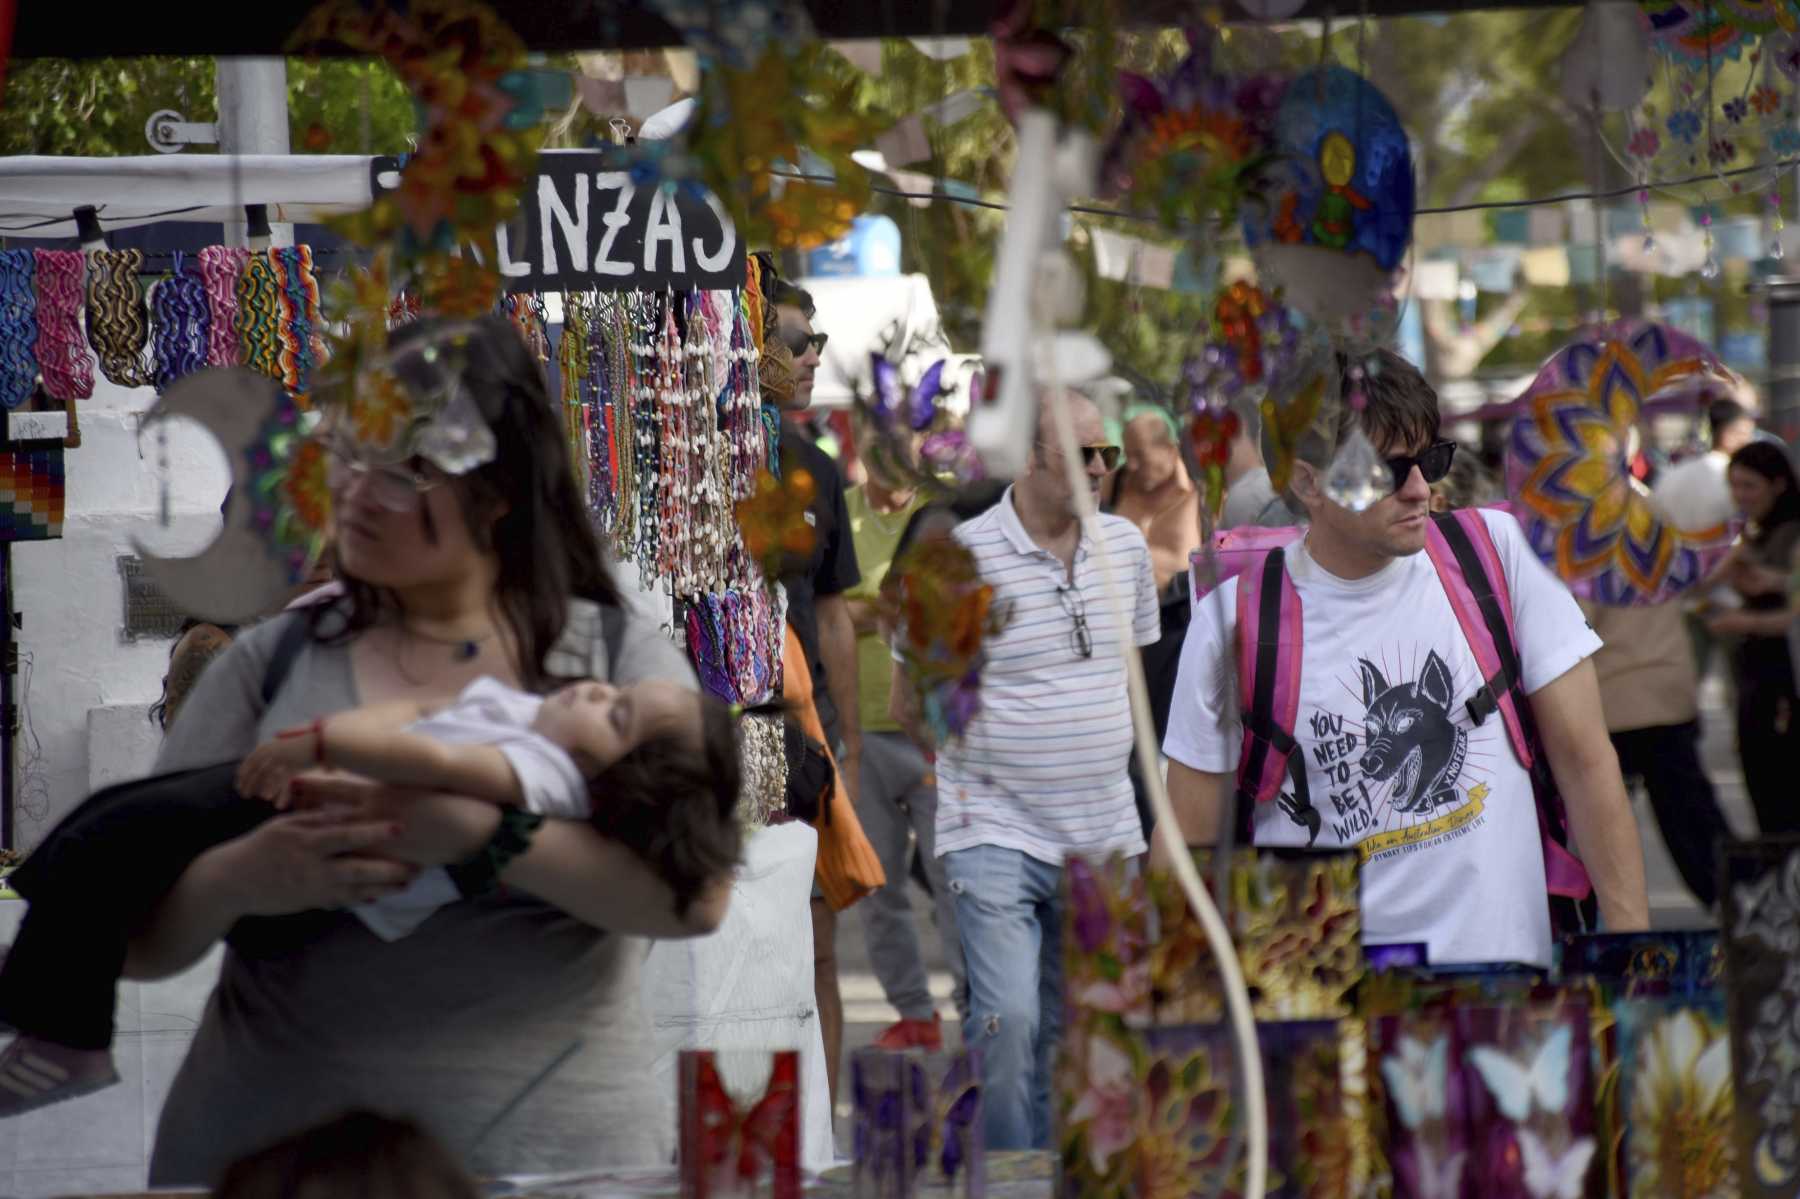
[498,150,744,293]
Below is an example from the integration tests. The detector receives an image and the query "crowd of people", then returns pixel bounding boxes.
[0,284,1794,1185]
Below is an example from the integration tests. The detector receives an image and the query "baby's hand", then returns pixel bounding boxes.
[237,723,320,808]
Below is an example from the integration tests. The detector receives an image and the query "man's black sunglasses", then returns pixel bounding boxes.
[1385,440,1457,492]
[781,329,829,357]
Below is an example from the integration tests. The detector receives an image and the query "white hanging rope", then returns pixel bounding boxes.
[1038,367,1268,1199]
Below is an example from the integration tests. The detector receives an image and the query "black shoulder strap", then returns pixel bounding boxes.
[598,602,626,680]
[259,613,313,708]
[1430,512,1528,730]
[1233,548,1314,843]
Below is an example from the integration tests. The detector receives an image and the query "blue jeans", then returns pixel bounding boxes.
[943,844,1065,1150]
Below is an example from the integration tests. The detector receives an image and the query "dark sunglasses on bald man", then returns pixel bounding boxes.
[1385,440,1457,491]
[1035,442,1123,471]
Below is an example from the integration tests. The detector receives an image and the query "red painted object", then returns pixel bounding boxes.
[679,1049,801,1199]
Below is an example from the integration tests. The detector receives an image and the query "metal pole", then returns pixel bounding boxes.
[1765,277,1800,448]
[215,57,294,248]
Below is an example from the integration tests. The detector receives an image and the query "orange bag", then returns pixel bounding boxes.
[780,624,885,911]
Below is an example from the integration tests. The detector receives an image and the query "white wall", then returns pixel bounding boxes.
[11,374,230,852]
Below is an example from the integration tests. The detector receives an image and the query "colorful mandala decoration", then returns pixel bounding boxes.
[288,0,545,262]
[247,392,330,582]
[1506,320,1738,605]
[1607,0,1800,243]
[1098,27,1283,232]
[1241,65,1415,341]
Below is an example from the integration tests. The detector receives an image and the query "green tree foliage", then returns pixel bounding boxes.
[0,56,416,157]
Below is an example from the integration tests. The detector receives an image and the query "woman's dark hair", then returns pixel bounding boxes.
[148,616,239,730]
[319,314,619,689]
[211,1109,482,1199]
[587,692,743,917]
[1730,440,1800,542]
[892,480,1009,562]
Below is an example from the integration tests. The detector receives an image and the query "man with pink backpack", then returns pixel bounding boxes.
[1158,351,1650,967]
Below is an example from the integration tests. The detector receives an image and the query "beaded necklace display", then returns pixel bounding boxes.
[33,250,94,401]
[234,250,283,381]
[0,250,38,410]
[198,246,248,368]
[86,248,154,389]
[631,294,663,579]
[601,295,636,547]
[150,252,210,393]
[559,290,593,498]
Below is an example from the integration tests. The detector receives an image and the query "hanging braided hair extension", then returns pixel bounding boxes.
[0,250,38,410]
[271,245,320,396]
[234,249,282,381]
[33,250,93,401]
[151,252,210,393]
[85,248,155,388]
[199,246,248,367]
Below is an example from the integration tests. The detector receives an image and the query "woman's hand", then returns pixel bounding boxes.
[287,773,501,867]
[236,725,319,805]
[214,808,419,916]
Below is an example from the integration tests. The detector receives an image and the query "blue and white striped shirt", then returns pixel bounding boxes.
[935,488,1160,865]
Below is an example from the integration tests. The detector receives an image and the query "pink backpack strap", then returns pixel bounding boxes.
[1232,547,1312,842]
[1191,523,1305,606]
[1425,508,1592,903]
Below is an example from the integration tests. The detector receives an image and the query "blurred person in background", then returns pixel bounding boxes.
[1428,445,1502,513]
[1219,398,1299,530]
[1658,396,1758,679]
[1707,441,1800,835]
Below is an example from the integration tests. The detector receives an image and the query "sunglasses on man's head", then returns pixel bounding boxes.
[1384,440,1457,492]
[781,329,828,357]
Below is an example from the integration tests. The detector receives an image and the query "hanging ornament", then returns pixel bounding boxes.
[880,529,1011,743]
[1098,27,1282,233]
[1321,362,1392,512]
[1769,187,1789,258]
[1241,65,1415,340]
[1506,320,1737,604]
[1701,209,1722,277]
[1187,403,1240,518]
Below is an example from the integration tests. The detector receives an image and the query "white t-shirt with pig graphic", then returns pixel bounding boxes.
[1163,509,1600,968]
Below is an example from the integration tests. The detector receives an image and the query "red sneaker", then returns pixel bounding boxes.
[873,1013,943,1052]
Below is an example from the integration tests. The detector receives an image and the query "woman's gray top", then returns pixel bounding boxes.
[147,597,694,1185]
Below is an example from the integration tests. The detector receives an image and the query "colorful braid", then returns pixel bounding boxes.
[85,248,154,389]
[151,252,210,393]
[235,250,282,381]
[33,250,93,401]
[199,246,248,367]
[270,245,319,395]
[0,250,38,410]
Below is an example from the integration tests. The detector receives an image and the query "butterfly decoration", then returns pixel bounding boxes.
[915,1053,984,1186]
[870,355,948,434]
[860,354,984,491]
[1399,1140,1469,1199]
[1098,26,1282,232]
[678,1050,801,1199]
[1466,1024,1574,1123]
[1517,1131,1598,1199]
[1381,1035,1450,1132]
[287,0,544,264]
[1507,321,1738,605]
[734,466,816,584]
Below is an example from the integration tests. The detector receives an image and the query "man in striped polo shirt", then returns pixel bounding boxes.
[926,390,1160,1149]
